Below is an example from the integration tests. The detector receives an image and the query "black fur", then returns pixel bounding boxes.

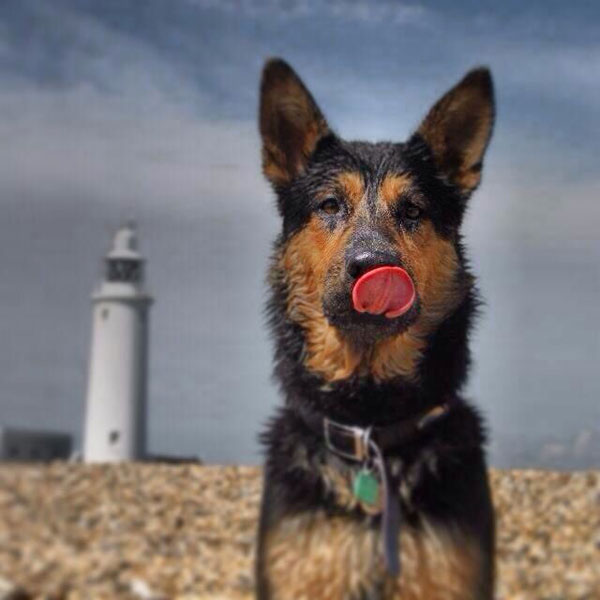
[256,59,496,599]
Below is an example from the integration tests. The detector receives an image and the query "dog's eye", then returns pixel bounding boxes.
[319,197,341,215]
[405,205,421,220]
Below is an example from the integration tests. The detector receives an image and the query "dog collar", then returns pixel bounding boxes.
[323,403,450,462]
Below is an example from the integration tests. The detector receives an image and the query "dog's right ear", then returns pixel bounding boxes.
[412,68,494,197]
[259,58,330,187]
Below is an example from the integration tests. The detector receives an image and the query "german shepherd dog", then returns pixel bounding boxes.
[256,58,495,599]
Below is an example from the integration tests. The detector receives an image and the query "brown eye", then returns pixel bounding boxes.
[319,197,341,215]
[405,205,421,220]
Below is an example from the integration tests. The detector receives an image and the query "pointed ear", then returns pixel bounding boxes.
[259,58,330,186]
[415,68,495,195]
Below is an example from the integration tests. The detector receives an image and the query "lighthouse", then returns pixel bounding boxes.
[83,223,152,462]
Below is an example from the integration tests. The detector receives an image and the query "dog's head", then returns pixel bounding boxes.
[260,59,494,383]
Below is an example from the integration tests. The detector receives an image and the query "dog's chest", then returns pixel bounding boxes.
[263,510,482,600]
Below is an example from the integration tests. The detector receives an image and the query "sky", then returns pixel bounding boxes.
[0,0,599,467]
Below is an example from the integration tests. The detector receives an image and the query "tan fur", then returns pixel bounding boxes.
[379,173,413,209]
[281,224,362,381]
[371,222,465,381]
[402,222,464,323]
[262,145,294,185]
[277,171,368,383]
[337,171,366,208]
[264,511,483,600]
[370,330,428,382]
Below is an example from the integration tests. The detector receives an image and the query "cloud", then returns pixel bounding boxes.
[0,1,268,215]
[185,0,431,24]
[0,0,598,243]
[537,429,600,468]
[0,83,266,215]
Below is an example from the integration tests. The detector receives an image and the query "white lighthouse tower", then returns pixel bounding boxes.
[83,223,152,462]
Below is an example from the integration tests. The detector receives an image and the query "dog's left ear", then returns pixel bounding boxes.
[259,58,330,187]
[413,68,494,195]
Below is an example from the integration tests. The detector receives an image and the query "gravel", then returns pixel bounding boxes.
[0,464,597,599]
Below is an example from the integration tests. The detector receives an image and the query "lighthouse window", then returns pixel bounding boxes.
[106,259,141,283]
[109,430,120,445]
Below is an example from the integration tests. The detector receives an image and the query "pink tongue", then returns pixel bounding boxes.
[352,266,415,319]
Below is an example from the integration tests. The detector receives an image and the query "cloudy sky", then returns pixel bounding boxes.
[1,0,598,466]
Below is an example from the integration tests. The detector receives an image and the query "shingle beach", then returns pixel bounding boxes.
[0,464,597,599]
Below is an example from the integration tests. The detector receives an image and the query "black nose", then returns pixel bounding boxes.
[346,249,401,279]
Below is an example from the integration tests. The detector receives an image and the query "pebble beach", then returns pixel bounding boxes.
[0,464,598,599]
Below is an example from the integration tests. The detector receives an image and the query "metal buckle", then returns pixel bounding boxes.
[323,418,370,462]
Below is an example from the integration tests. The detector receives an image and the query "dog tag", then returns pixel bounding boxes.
[353,468,379,506]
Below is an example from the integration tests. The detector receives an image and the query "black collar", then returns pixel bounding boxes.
[298,400,454,462]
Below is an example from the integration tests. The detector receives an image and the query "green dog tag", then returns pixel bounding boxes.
[353,468,379,505]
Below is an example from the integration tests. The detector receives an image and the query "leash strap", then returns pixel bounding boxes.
[369,435,401,576]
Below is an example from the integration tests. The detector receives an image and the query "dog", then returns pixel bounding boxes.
[255,58,496,600]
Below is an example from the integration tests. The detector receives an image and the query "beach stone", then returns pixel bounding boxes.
[129,577,167,600]
[0,576,29,600]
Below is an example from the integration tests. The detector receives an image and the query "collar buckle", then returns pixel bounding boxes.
[323,418,370,462]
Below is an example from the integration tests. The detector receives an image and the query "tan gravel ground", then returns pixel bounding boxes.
[0,464,597,599]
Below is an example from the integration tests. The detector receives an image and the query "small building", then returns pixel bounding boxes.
[0,426,72,462]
